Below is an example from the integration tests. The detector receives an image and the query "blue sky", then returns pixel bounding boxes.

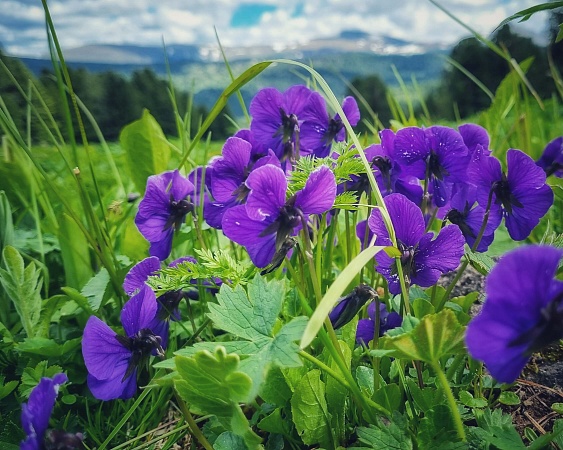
[0,0,550,58]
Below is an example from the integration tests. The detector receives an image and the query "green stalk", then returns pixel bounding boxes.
[173,392,214,450]
[430,360,466,442]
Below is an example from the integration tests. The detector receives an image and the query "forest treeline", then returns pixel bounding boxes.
[0,55,233,143]
[1,17,562,144]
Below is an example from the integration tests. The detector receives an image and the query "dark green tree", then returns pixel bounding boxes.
[345,74,392,132]
[426,24,553,119]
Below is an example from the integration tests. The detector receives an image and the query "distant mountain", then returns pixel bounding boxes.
[14,33,449,111]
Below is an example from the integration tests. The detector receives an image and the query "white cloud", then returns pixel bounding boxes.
[0,0,550,58]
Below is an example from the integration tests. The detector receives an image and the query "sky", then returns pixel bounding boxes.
[0,0,551,58]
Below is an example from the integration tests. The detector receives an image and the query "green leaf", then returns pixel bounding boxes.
[80,268,110,312]
[405,378,444,414]
[552,403,563,414]
[557,24,563,43]
[417,405,465,449]
[60,287,95,315]
[58,213,93,289]
[0,246,42,337]
[290,369,332,448]
[373,384,402,413]
[120,109,171,193]
[473,408,525,450]
[465,250,495,276]
[35,295,67,338]
[214,432,248,450]
[382,309,466,363]
[19,361,64,399]
[351,412,413,449]
[174,346,262,450]
[495,2,563,30]
[459,390,487,408]
[258,408,291,436]
[0,191,14,254]
[205,274,307,396]
[300,244,387,349]
[498,391,520,406]
[0,376,18,401]
[326,341,350,443]
[16,337,81,357]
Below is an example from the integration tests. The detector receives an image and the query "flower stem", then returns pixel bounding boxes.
[173,392,214,450]
[430,360,466,442]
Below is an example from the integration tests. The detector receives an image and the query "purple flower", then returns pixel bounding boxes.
[458,123,490,156]
[394,125,470,206]
[466,245,563,383]
[356,302,402,345]
[536,136,563,177]
[368,193,465,294]
[329,284,378,329]
[21,373,84,450]
[300,93,360,157]
[222,164,336,268]
[82,284,163,400]
[204,136,281,229]
[343,129,422,204]
[474,149,553,241]
[249,85,313,162]
[135,170,195,260]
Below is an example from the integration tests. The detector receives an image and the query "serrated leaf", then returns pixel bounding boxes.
[204,275,307,396]
[291,369,332,448]
[19,361,64,399]
[473,408,525,450]
[352,412,413,449]
[382,309,466,363]
[120,109,171,193]
[0,246,42,337]
[174,346,261,450]
[333,192,359,210]
[498,391,520,406]
[0,376,18,401]
[459,390,487,408]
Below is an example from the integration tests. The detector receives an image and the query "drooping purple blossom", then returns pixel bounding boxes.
[368,193,465,294]
[222,164,336,268]
[473,149,553,241]
[300,93,360,157]
[21,373,84,450]
[465,245,563,383]
[329,284,378,329]
[356,302,403,345]
[394,125,470,207]
[536,136,563,178]
[135,170,195,260]
[82,284,163,400]
[249,85,313,163]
